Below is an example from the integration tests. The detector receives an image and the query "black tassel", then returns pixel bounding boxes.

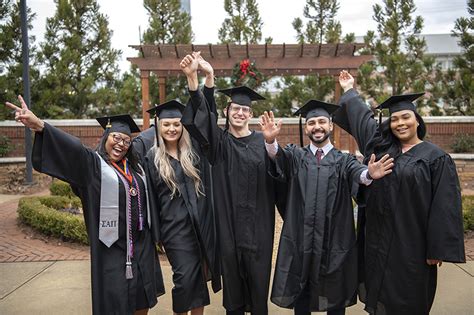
[225,106,230,130]
[154,115,159,147]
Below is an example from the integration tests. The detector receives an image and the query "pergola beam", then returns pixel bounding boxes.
[129,43,371,151]
[127,55,371,76]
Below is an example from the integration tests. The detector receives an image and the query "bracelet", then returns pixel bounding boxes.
[366,171,373,180]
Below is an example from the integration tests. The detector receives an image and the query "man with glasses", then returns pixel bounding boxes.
[180,52,284,315]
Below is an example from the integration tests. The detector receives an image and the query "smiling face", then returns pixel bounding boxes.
[225,102,253,129]
[160,118,183,145]
[389,110,419,144]
[105,132,131,162]
[305,116,333,146]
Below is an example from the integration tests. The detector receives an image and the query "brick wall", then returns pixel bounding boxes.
[1,117,473,157]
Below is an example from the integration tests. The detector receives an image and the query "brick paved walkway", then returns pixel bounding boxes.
[0,195,89,263]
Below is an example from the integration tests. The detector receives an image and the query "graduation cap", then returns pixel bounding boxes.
[146,100,186,147]
[218,86,265,106]
[294,100,340,147]
[376,92,425,115]
[96,114,140,136]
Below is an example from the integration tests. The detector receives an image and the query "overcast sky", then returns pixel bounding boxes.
[27,0,470,72]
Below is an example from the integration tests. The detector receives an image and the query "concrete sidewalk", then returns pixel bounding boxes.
[0,261,472,315]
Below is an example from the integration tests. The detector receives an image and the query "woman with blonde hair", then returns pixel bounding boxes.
[145,100,220,315]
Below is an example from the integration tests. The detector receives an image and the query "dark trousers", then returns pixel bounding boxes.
[293,285,346,315]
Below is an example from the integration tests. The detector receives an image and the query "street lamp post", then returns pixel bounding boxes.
[20,0,33,185]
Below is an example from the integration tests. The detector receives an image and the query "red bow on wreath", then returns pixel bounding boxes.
[240,59,250,78]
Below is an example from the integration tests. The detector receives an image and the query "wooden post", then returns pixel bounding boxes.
[159,77,166,104]
[334,77,341,148]
[141,70,150,130]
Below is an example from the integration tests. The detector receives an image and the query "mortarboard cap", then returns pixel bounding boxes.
[147,100,185,119]
[294,99,340,119]
[218,86,265,106]
[96,114,140,136]
[376,92,424,115]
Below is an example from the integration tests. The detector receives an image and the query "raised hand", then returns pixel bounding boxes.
[194,52,215,88]
[180,51,200,77]
[195,52,214,77]
[339,70,354,93]
[5,95,44,132]
[367,154,394,180]
[180,52,200,90]
[259,111,283,144]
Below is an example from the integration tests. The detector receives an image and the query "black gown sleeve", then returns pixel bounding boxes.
[343,154,368,197]
[32,123,95,187]
[270,144,301,183]
[181,88,224,165]
[132,127,156,163]
[202,86,218,118]
[333,89,378,157]
[426,154,466,263]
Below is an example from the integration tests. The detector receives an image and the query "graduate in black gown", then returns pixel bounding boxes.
[259,102,393,315]
[6,96,164,315]
[144,100,221,315]
[180,52,283,315]
[133,59,218,161]
[332,71,466,315]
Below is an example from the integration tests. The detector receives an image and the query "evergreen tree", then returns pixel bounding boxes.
[0,0,39,120]
[272,75,335,117]
[36,0,121,118]
[292,0,341,44]
[273,0,342,117]
[143,0,193,45]
[432,0,473,115]
[357,0,435,109]
[138,0,194,107]
[218,0,263,44]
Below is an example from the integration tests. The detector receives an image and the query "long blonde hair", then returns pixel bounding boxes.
[153,119,204,198]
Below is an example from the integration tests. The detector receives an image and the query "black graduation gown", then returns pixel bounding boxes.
[333,89,466,315]
[270,144,365,311]
[32,123,165,315]
[144,141,221,313]
[182,89,282,314]
[133,126,156,160]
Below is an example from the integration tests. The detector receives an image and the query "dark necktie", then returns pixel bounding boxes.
[316,148,323,165]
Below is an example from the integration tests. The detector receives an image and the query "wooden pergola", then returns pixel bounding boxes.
[127,43,372,151]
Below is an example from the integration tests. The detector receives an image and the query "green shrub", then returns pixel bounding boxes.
[451,134,474,153]
[463,195,474,231]
[38,195,81,210]
[49,180,76,198]
[18,196,88,245]
[0,135,12,157]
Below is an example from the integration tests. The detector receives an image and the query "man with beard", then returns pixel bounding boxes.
[259,100,393,315]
